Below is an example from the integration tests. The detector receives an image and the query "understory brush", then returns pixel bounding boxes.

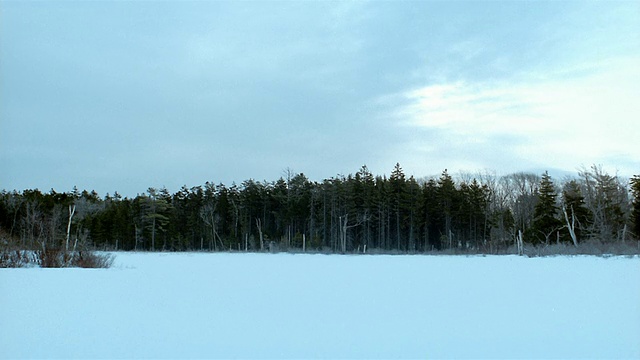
[36,248,114,268]
[520,239,640,257]
[1,230,114,268]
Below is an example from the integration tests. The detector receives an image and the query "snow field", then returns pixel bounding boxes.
[1,253,639,359]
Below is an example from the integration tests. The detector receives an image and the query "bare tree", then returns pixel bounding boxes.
[338,213,368,253]
[563,205,578,247]
[200,202,223,251]
[578,165,629,241]
[502,172,540,240]
[64,205,76,266]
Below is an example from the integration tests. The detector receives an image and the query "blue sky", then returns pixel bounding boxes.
[1,1,638,196]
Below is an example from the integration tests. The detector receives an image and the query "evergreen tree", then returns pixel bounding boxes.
[458,179,489,249]
[355,165,375,250]
[374,175,391,250]
[419,178,439,250]
[530,172,562,244]
[140,188,171,251]
[630,175,640,237]
[437,170,457,249]
[405,176,421,251]
[390,163,407,250]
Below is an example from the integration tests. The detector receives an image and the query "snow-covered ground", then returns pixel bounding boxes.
[1,253,639,359]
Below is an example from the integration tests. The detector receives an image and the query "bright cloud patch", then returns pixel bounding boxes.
[398,57,640,176]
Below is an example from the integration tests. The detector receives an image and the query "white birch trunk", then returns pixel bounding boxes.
[563,206,578,247]
[64,205,76,267]
[517,230,524,256]
[65,205,76,253]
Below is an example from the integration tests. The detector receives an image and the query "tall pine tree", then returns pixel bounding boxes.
[530,172,562,244]
[437,170,457,249]
[390,163,407,250]
[630,175,640,238]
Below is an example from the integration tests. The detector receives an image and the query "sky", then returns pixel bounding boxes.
[1,1,639,197]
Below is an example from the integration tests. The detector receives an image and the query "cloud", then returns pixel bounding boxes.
[392,57,640,176]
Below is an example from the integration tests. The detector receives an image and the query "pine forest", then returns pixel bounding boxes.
[2,164,639,256]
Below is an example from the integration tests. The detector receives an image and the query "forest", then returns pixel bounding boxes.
[1,164,639,256]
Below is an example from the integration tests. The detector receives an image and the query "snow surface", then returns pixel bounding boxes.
[1,253,639,359]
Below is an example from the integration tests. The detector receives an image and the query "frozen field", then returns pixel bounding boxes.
[1,252,639,359]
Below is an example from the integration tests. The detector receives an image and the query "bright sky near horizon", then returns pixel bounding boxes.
[1,1,639,196]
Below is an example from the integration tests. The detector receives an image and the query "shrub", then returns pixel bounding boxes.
[72,251,114,268]
[37,248,64,268]
[33,248,115,268]
[517,239,640,257]
[0,250,33,268]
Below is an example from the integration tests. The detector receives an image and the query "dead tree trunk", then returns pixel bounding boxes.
[65,205,76,253]
[563,206,578,247]
[340,215,348,253]
[64,205,76,267]
[517,230,524,256]
[256,218,264,251]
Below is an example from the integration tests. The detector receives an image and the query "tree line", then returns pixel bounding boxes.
[1,164,639,254]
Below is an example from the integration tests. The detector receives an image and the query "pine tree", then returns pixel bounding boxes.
[390,163,407,250]
[437,170,457,249]
[530,172,562,244]
[140,188,171,251]
[353,166,375,251]
[630,175,640,238]
[419,178,439,250]
[406,176,421,251]
[459,179,489,249]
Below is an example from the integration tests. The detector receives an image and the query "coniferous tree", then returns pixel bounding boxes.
[437,170,457,249]
[140,188,171,251]
[374,175,390,250]
[355,165,375,251]
[390,163,407,250]
[459,179,489,249]
[630,175,640,237]
[530,172,562,244]
[406,176,421,251]
[419,178,439,250]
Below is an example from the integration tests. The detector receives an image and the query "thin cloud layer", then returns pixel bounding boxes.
[395,57,640,177]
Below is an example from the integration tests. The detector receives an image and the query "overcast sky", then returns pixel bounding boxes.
[2,1,639,196]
